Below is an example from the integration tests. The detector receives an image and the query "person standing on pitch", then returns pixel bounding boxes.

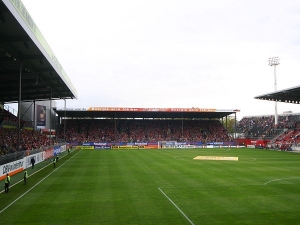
[4,173,10,193]
[31,157,35,169]
[53,157,56,168]
[24,169,28,185]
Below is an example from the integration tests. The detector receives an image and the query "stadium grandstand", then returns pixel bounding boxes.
[54,107,239,149]
[0,0,241,172]
[253,85,300,151]
[2,0,300,163]
[236,112,300,150]
[0,0,76,166]
[2,1,300,224]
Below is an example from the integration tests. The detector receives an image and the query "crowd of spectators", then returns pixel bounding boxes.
[5,105,300,156]
[237,113,300,150]
[0,108,51,156]
[0,128,52,156]
[269,121,300,149]
[57,119,232,144]
[237,114,300,139]
[0,107,19,125]
[0,107,33,128]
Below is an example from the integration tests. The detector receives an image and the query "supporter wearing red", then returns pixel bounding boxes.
[58,119,232,143]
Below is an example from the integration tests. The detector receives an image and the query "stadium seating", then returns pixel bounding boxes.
[237,113,300,150]
[3,108,300,156]
[0,127,51,155]
[57,119,232,143]
[0,109,50,155]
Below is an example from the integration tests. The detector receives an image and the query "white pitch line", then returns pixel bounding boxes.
[0,152,70,194]
[158,187,195,225]
[0,151,81,214]
[264,177,300,185]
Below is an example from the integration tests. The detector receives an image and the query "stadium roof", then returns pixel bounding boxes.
[254,85,300,104]
[55,107,240,119]
[0,0,77,103]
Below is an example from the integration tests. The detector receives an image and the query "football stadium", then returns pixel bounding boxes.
[1,1,300,225]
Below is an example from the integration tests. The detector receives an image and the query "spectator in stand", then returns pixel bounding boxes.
[0,128,51,155]
[58,118,232,143]
[237,114,300,149]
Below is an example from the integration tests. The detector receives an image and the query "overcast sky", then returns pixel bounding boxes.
[17,0,300,120]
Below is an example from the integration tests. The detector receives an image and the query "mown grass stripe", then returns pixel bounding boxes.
[0,150,81,214]
[158,187,195,225]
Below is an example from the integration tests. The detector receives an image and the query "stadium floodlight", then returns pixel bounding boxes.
[268,57,280,125]
[268,57,280,66]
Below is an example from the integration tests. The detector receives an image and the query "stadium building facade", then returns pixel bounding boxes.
[55,107,241,149]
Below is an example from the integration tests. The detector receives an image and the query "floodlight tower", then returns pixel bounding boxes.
[268,57,280,125]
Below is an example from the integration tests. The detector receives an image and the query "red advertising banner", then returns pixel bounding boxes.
[44,148,53,160]
[87,107,218,112]
[144,145,158,149]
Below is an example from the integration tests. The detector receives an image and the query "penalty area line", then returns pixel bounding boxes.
[158,187,195,225]
[0,150,81,214]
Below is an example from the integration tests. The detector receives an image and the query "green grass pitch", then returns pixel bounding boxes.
[1,148,300,225]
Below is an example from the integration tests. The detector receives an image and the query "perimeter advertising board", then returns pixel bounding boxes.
[44,148,54,160]
[0,144,68,181]
[0,158,26,180]
[26,152,44,169]
[53,146,61,156]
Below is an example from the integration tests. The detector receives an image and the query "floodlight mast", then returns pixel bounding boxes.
[268,57,280,125]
